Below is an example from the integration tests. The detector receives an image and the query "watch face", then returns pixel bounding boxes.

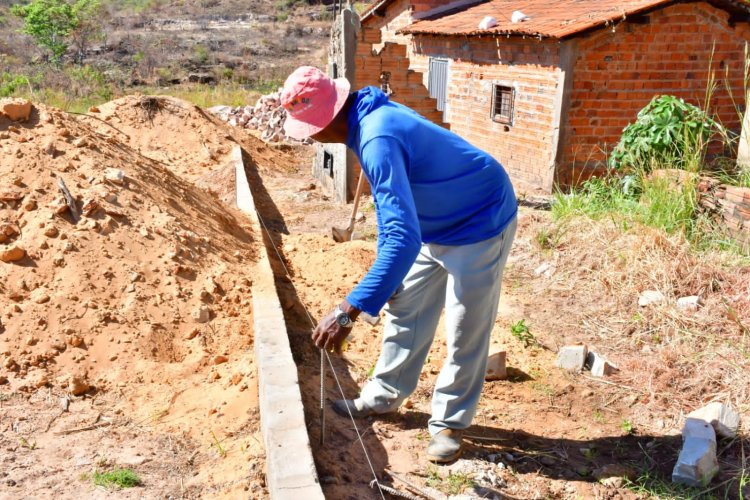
[336,313,351,327]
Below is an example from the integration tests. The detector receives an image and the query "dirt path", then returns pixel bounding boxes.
[256,153,748,499]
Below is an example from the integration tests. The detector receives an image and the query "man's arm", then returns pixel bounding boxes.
[312,136,420,351]
[345,136,421,316]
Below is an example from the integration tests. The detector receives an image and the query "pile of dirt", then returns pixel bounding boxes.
[92,96,236,182]
[0,98,269,496]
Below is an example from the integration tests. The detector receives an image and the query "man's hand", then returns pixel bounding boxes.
[312,310,351,353]
[312,301,361,354]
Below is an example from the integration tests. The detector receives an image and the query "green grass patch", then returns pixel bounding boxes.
[426,465,474,495]
[625,471,723,499]
[134,82,256,108]
[551,167,747,255]
[510,319,537,347]
[91,468,141,489]
[4,78,273,112]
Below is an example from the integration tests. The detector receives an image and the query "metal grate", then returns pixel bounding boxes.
[428,57,449,114]
[492,85,514,125]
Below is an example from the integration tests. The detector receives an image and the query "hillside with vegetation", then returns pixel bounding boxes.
[0,0,335,110]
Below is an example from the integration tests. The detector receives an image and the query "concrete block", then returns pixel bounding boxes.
[672,436,719,487]
[673,418,719,487]
[683,417,716,440]
[585,351,617,377]
[677,296,702,312]
[485,350,507,380]
[688,402,741,439]
[638,290,665,307]
[236,144,324,500]
[556,345,588,372]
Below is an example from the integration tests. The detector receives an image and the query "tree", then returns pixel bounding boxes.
[11,0,76,62]
[69,0,105,64]
[11,0,103,64]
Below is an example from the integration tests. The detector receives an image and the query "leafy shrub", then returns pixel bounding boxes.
[609,95,721,173]
[193,44,209,64]
[0,72,31,96]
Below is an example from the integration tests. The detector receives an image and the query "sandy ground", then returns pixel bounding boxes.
[3,94,747,499]
[0,96,301,498]
[255,157,749,499]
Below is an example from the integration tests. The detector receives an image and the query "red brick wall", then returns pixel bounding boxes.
[562,1,750,185]
[363,0,413,47]
[410,36,562,190]
[411,0,456,14]
[361,9,564,191]
[356,26,444,123]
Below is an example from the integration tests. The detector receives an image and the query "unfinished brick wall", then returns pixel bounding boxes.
[561,1,750,185]
[355,25,444,123]
[409,36,562,190]
[363,0,413,47]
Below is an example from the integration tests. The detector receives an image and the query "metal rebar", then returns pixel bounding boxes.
[319,347,325,446]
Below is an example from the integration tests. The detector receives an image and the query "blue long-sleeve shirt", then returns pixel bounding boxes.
[344,87,517,316]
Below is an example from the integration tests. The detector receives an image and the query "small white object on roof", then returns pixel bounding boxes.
[511,10,529,23]
[478,16,497,29]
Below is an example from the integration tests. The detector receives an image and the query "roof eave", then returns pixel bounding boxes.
[396,0,750,41]
[361,0,395,21]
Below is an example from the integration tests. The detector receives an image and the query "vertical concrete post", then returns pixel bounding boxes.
[738,91,750,170]
[313,8,362,203]
[551,39,578,190]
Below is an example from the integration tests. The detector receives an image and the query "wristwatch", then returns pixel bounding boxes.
[334,305,355,328]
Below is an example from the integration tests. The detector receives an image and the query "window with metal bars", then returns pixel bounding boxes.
[492,85,514,125]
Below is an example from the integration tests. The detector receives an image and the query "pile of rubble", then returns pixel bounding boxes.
[216,91,312,145]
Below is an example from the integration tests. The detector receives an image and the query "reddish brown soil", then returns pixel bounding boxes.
[0,96,300,498]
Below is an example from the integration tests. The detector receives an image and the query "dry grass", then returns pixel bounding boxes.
[518,211,750,413]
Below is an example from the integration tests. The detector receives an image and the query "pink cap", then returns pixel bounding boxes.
[280,66,351,140]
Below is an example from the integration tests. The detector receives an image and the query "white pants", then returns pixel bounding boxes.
[359,218,517,435]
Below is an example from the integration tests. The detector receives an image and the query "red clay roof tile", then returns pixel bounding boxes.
[397,0,749,38]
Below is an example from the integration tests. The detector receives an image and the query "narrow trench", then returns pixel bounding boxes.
[243,153,393,498]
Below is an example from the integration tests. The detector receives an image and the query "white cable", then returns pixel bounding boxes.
[255,210,386,499]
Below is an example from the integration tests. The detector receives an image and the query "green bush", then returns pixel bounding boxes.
[11,0,75,61]
[0,72,31,97]
[193,44,209,64]
[609,95,721,173]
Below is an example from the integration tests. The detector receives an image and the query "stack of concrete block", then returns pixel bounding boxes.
[672,402,741,487]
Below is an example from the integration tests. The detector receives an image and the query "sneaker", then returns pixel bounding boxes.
[426,428,463,463]
[332,398,377,419]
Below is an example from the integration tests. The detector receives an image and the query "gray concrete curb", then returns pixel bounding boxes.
[232,145,325,499]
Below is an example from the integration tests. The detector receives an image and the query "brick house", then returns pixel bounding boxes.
[352,0,750,191]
